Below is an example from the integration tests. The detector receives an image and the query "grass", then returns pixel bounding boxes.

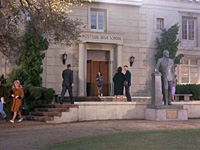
[43,129,200,150]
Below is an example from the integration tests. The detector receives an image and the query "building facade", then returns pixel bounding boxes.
[1,0,199,97]
[42,0,200,97]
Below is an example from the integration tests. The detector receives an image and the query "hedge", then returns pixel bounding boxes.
[176,84,200,100]
[4,86,55,116]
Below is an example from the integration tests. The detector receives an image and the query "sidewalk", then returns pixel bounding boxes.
[0,120,47,130]
[1,119,200,150]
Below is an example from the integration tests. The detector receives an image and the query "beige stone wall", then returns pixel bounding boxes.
[0,52,14,79]
[42,44,79,96]
[47,101,200,123]
[42,4,88,95]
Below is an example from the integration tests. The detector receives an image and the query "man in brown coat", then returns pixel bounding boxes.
[0,79,8,120]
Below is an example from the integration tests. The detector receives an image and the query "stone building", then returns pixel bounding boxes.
[1,0,200,97]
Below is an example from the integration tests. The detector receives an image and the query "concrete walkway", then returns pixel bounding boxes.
[1,119,200,150]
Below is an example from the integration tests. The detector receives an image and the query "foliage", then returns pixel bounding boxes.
[3,86,55,116]
[6,67,31,86]
[176,84,200,100]
[0,0,21,62]
[17,21,49,86]
[0,0,92,62]
[155,24,184,66]
[22,86,55,114]
[0,74,7,84]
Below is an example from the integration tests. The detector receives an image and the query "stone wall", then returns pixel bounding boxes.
[0,52,14,79]
[47,101,200,123]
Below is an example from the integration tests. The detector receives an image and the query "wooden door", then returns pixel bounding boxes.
[99,61,109,96]
[87,60,92,96]
[87,60,109,96]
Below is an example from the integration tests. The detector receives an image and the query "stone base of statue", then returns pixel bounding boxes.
[145,105,188,121]
[145,72,188,121]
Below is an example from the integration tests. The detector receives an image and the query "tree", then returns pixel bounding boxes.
[0,0,92,62]
[6,68,31,86]
[17,21,49,86]
[155,24,184,66]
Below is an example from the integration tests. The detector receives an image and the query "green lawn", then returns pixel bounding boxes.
[43,129,200,150]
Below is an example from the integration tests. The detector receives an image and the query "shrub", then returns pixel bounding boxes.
[6,68,31,86]
[22,86,55,114]
[0,75,7,84]
[155,24,184,67]
[176,84,200,100]
[3,86,55,115]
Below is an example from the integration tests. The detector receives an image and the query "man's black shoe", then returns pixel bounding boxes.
[60,101,63,104]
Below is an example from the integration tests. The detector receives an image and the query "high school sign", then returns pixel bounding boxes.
[80,32,123,45]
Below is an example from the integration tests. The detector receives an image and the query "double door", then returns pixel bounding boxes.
[87,60,110,96]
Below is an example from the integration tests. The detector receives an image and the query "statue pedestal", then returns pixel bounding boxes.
[145,106,188,121]
[145,73,188,121]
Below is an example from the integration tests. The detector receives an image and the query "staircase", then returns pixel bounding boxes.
[24,104,79,123]
[24,96,151,123]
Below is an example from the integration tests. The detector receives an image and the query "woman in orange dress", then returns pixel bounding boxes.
[10,80,24,124]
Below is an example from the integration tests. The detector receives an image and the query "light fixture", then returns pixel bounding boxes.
[62,53,67,65]
[130,56,135,67]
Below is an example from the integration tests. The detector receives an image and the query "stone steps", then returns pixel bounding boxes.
[35,108,69,112]
[42,104,79,108]
[24,115,53,122]
[29,112,61,117]
[62,97,151,102]
[25,104,78,122]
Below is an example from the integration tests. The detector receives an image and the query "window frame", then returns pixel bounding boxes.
[179,58,199,84]
[180,15,197,47]
[89,8,107,32]
[156,18,164,30]
[182,17,195,41]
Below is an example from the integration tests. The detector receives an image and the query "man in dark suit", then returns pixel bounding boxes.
[60,64,74,104]
[124,65,131,102]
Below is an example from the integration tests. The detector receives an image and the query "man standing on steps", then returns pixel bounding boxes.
[60,64,74,104]
[124,65,132,102]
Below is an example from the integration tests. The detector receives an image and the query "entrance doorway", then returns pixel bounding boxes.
[87,51,110,96]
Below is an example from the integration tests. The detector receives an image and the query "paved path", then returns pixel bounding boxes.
[1,119,200,150]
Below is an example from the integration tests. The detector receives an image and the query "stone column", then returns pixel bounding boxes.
[78,43,85,96]
[198,59,200,83]
[151,72,162,106]
[110,49,114,96]
[117,45,123,67]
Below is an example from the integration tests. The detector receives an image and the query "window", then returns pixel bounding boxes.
[182,18,195,40]
[91,9,106,32]
[179,58,199,84]
[181,66,189,83]
[156,18,164,30]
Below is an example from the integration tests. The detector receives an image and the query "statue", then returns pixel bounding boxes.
[155,50,174,105]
